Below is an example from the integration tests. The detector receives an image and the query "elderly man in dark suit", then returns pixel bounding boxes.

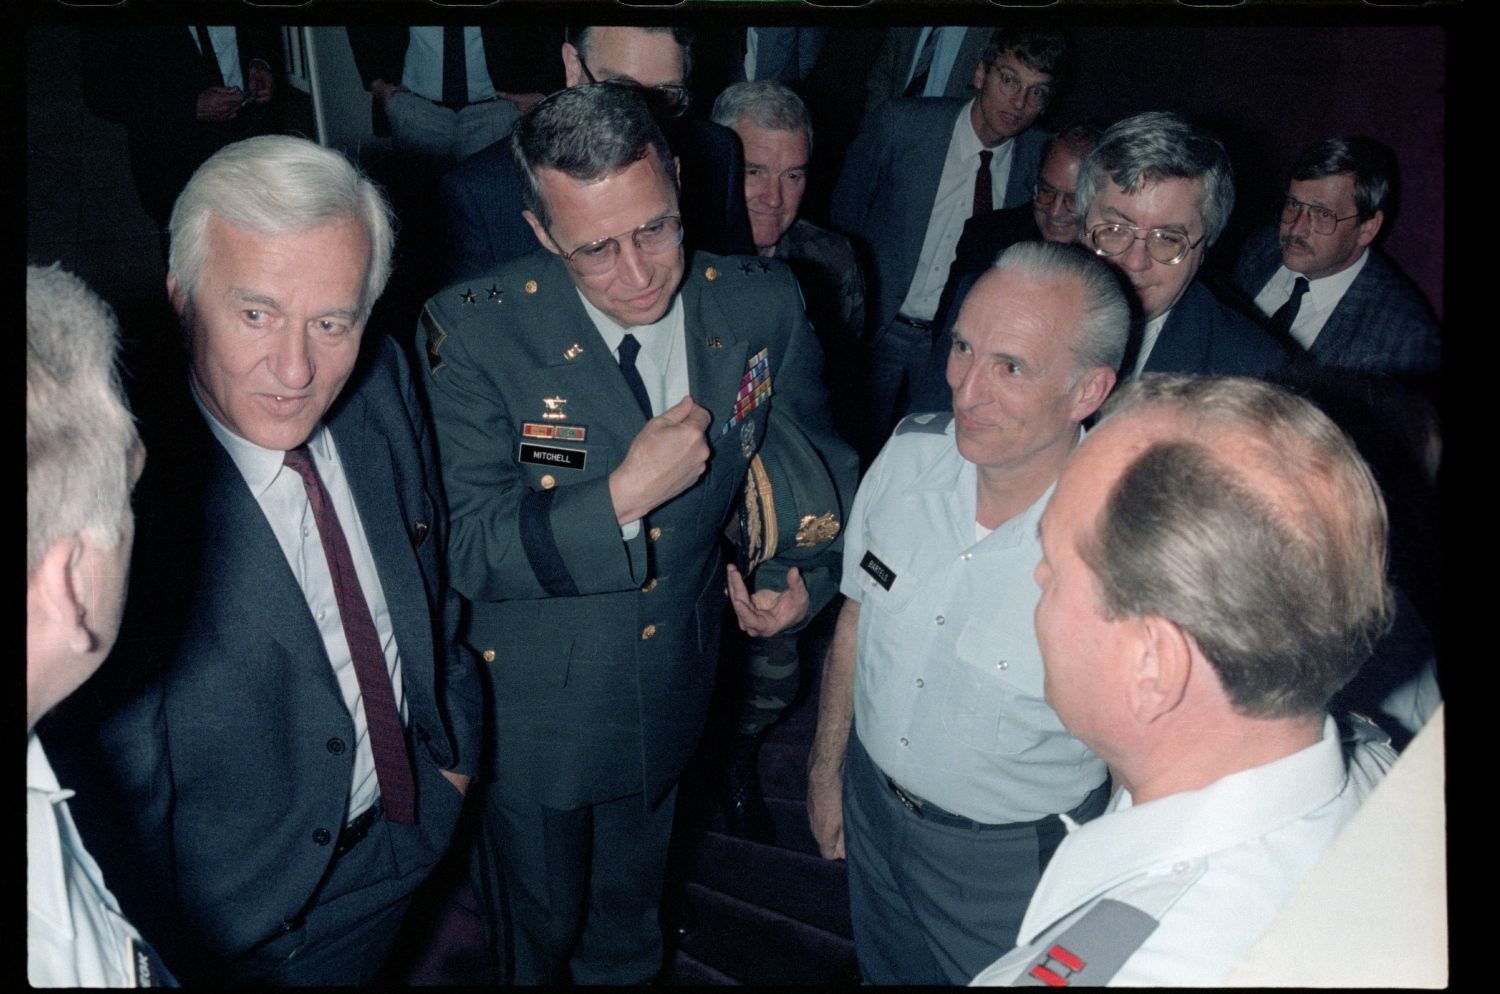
[1075,111,1294,379]
[437,25,753,286]
[45,135,481,986]
[1234,136,1441,383]
[418,84,854,984]
[830,26,1072,462]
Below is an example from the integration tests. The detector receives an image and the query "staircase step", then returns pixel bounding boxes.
[667,948,739,986]
[685,830,852,938]
[675,880,858,985]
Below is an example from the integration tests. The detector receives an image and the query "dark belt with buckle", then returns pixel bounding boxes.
[884,775,1108,832]
[334,800,383,857]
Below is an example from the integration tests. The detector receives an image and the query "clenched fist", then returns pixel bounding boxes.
[609,395,712,525]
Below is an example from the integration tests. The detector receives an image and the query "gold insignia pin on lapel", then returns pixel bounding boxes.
[707,337,723,349]
[705,266,718,281]
[525,280,539,294]
[542,396,568,421]
[564,343,584,361]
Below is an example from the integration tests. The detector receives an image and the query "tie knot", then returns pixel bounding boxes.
[978,149,993,168]
[618,334,642,364]
[1291,276,1310,297]
[283,444,316,480]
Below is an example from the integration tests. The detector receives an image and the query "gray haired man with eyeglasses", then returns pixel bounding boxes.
[1233,135,1440,381]
[417,82,852,984]
[1076,111,1293,378]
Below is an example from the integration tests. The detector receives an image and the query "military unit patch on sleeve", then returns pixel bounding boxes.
[421,307,448,375]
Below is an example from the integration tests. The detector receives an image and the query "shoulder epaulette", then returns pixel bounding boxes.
[893,412,953,436]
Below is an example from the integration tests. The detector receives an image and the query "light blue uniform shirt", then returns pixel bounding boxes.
[841,414,1104,823]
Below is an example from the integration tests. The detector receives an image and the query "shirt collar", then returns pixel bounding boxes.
[580,289,684,372]
[192,382,332,499]
[1273,247,1369,307]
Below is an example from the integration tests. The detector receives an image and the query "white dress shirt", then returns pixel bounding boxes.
[1254,248,1370,350]
[402,26,499,104]
[900,101,1014,323]
[190,26,243,90]
[198,397,407,823]
[1130,311,1171,378]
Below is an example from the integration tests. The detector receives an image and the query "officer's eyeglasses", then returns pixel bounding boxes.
[1280,196,1361,236]
[553,215,685,277]
[576,59,692,119]
[1086,222,1204,266]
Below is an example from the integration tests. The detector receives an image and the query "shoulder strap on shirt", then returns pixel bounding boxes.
[1012,900,1160,987]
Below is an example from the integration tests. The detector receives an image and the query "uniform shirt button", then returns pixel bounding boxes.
[316,610,326,621]
[915,678,924,688]
[935,615,945,625]
[540,474,556,490]
[961,552,972,561]
[326,738,345,755]
[899,737,909,747]
[648,526,663,542]
[996,660,1008,671]
[1172,861,1190,875]
[641,578,657,593]
[312,828,332,846]
[641,624,657,640]
[482,649,496,663]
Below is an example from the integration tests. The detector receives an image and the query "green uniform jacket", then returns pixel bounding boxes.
[419,249,855,808]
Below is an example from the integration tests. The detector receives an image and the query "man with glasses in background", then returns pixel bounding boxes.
[1234,136,1440,382]
[439,25,753,286]
[1074,111,1292,378]
[418,84,849,984]
[831,27,1072,463]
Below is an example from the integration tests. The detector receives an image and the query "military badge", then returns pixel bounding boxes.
[796,513,841,548]
[460,287,477,305]
[542,396,569,421]
[719,347,773,438]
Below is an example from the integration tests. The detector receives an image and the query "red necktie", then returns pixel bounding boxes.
[973,149,994,217]
[283,445,416,824]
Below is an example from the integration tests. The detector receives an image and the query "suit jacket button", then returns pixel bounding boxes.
[648,526,663,542]
[641,578,657,593]
[326,738,345,755]
[540,474,557,490]
[641,624,657,640]
[482,649,496,663]
[313,828,332,846]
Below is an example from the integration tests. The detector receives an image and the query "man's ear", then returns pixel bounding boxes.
[561,43,583,88]
[31,535,95,656]
[523,210,561,256]
[1355,209,1384,250]
[971,58,988,93]
[1071,365,1116,423]
[672,155,681,189]
[1128,614,1191,723]
[166,273,188,322]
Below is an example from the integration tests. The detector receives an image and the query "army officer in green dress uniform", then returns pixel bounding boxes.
[417,83,855,984]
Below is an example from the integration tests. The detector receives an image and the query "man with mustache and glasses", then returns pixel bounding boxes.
[1234,135,1440,383]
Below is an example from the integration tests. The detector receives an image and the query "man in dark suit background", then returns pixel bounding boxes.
[1075,111,1293,378]
[862,26,992,120]
[830,27,1073,462]
[45,135,481,986]
[438,25,754,287]
[79,25,283,236]
[418,84,854,983]
[1234,136,1440,383]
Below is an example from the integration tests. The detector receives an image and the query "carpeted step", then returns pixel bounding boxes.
[685,829,852,938]
[674,880,858,985]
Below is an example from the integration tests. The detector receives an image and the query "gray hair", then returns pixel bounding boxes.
[1083,374,1394,718]
[168,135,395,321]
[570,25,695,80]
[1044,122,1105,166]
[710,80,813,154]
[512,83,677,231]
[1290,135,1395,220]
[27,264,139,577]
[1074,111,1236,247]
[991,241,1130,374]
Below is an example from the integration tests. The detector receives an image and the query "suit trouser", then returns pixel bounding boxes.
[226,758,466,986]
[862,315,937,461]
[474,784,679,984]
[842,732,1109,985]
[385,91,520,164]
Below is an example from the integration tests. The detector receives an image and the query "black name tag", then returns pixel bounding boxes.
[860,551,896,590]
[519,442,587,471]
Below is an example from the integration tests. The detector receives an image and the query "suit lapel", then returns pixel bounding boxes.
[681,263,751,428]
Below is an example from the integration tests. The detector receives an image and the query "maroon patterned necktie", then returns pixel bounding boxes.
[973,149,994,217]
[283,444,415,824]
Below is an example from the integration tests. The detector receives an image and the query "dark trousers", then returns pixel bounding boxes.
[860,316,937,463]
[843,733,1108,985]
[473,785,679,984]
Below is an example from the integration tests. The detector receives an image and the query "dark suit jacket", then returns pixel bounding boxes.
[46,337,481,978]
[439,117,754,286]
[418,250,856,810]
[80,25,284,226]
[345,25,564,137]
[864,27,991,119]
[1233,225,1441,378]
[1135,279,1295,377]
[830,98,1050,334]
